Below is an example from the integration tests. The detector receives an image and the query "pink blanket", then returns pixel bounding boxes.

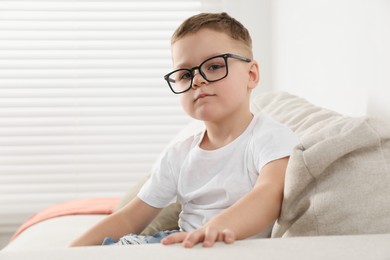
[12,197,120,240]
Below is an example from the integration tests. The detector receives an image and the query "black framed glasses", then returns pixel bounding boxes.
[164,53,252,94]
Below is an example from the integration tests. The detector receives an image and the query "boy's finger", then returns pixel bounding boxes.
[202,227,219,247]
[182,230,205,248]
[222,229,236,244]
[161,232,188,245]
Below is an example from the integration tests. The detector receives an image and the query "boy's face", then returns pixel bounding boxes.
[171,28,259,123]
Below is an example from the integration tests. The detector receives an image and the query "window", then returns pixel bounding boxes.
[0,0,220,241]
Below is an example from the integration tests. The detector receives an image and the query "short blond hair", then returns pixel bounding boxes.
[171,12,253,57]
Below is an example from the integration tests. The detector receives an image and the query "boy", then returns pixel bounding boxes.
[70,12,298,248]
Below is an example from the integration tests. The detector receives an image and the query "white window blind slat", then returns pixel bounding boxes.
[0,69,170,78]
[0,125,182,135]
[0,21,183,31]
[0,107,183,117]
[0,31,174,40]
[0,142,174,152]
[0,116,188,126]
[0,79,172,88]
[0,88,172,97]
[0,135,174,146]
[1,175,143,187]
[0,50,171,59]
[0,11,198,21]
[0,59,171,69]
[0,0,207,240]
[0,40,170,50]
[0,1,200,10]
[0,164,149,176]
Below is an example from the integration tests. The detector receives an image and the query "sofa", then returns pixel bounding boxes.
[2,91,390,259]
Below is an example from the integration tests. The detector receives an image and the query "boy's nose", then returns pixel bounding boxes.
[191,70,207,88]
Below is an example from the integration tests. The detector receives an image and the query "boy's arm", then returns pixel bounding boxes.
[162,157,289,248]
[69,197,162,246]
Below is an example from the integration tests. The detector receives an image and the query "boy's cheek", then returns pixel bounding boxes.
[179,93,193,105]
[179,95,193,112]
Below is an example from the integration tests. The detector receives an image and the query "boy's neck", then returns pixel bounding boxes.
[200,110,254,150]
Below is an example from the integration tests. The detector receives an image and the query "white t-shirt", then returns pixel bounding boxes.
[138,112,299,236]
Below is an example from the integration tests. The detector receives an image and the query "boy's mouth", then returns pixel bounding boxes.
[194,93,215,102]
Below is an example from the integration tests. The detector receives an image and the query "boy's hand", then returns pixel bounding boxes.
[161,227,236,248]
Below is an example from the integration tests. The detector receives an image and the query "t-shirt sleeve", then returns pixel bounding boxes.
[137,149,178,208]
[253,115,299,173]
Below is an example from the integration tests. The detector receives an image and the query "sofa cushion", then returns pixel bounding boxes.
[252,91,390,237]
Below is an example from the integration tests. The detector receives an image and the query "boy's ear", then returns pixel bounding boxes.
[248,61,260,90]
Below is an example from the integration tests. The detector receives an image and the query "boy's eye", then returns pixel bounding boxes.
[178,71,192,81]
[207,64,225,71]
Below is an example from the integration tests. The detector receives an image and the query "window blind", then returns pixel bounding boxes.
[0,0,207,241]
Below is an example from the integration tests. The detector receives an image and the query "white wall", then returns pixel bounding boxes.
[365,0,390,120]
[223,0,390,119]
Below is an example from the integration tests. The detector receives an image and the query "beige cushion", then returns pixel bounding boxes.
[252,91,390,237]
[250,91,345,137]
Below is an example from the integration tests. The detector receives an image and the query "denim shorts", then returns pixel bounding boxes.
[102,230,180,245]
